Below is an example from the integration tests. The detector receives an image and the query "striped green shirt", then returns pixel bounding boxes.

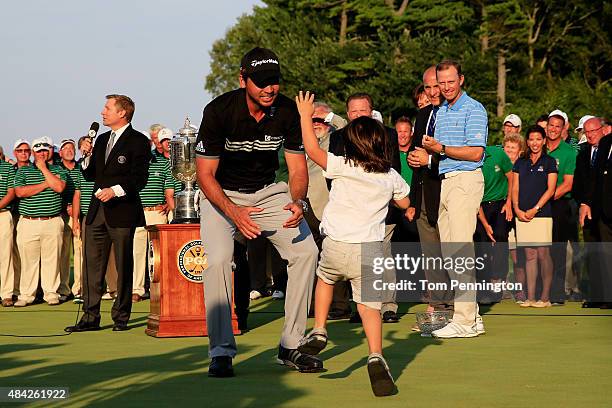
[157,155,184,194]
[140,156,174,206]
[14,164,67,217]
[74,167,95,216]
[60,162,79,208]
[0,161,16,210]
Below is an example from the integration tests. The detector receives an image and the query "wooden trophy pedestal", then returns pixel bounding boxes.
[145,223,240,337]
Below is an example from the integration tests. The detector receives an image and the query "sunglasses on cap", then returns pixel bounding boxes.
[32,143,52,149]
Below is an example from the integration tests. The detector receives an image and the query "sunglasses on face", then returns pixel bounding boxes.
[15,149,31,153]
[312,117,326,124]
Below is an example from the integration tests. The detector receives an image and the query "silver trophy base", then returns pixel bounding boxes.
[171,186,199,224]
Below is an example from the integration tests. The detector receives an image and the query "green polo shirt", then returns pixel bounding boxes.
[74,168,95,216]
[140,156,174,206]
[14,164,67,217]
[482,146,513,202]
[173,178,185,194]
[548,140,577,199]
[157,154,184,195]
[60,162,79,208]
[0,161,16,210]
[399,151,413,186]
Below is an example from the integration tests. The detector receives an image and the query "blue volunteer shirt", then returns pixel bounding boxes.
[512,154,558,217]
[434,92,488,174]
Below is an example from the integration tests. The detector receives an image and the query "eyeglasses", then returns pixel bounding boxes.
[32,143,51,149]
[584,126,602,135]
[15,149,31,153]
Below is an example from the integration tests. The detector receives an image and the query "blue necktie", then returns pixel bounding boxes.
[427,106,438,137]
[591,146,598,168]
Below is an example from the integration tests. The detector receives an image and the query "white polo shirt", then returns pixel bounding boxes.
[321,152,409,243]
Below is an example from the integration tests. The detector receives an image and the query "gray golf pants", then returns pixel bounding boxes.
[200,182,318,358]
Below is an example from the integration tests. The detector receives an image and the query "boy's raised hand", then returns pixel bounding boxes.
[295,90,315,117]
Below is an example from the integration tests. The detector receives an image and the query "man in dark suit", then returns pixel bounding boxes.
[327,92,402,323]
[405,66,454,315]
[579,118,612,308]
[66,94,150,332]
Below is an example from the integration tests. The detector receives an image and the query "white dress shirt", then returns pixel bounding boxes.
[82,123,130,198]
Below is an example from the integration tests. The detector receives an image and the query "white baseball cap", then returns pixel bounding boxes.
[31,136,53,152]
[13,139,30,150]
[60,139,76,149]
[548,109,568,124]
[503,114,522,128]
[575,115,596,132]
[158,128,174,142]
[371,110,383,123]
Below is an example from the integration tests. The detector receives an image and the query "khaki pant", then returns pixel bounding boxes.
[71,219,83,295]
[0,211,15,300]
[11,213,21,296]
[200,182,317,357]
[132,209,168,296]
[438,169,484,326]
[317,238,383,310]
[380,223,398,313]
[59,214,75,296]
[17,216,64,303]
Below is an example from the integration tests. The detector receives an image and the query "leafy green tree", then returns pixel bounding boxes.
[205,0,611,138]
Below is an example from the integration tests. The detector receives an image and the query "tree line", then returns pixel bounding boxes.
[206,0,611,144]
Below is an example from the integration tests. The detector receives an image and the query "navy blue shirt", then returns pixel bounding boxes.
[512,154,558,217]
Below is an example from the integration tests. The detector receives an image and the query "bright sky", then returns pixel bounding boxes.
[0,0,261,155]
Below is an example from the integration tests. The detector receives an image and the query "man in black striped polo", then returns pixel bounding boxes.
[196,47,320,377]
[13,136,67,307]
[132,130,175,302]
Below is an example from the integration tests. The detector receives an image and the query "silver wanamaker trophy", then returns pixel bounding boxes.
[169,117,200,223]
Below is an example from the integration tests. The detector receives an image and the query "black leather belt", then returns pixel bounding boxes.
[235,185,269,194]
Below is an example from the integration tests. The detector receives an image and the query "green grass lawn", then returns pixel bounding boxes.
[1,299,611,408]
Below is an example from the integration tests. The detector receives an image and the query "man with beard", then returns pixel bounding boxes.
[195,47,321,377]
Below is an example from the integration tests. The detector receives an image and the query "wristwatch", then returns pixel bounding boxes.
[295,199,309,213]
[440,144,446,156]
[535,205,541,213]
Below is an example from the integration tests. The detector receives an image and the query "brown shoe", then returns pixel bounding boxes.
[2,299,14,307]
[132,294,142,303]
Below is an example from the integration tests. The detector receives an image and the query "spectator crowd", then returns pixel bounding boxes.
[0,62,610,324]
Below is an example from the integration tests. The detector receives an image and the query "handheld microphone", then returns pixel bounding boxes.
[88,122,100,139]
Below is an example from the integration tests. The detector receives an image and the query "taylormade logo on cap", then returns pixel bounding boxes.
[251,58,279,67]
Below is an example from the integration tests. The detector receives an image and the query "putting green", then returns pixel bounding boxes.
[1,300,611,407]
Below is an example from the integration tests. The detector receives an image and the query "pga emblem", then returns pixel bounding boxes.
[177,240,207,283]
[117,155,127,164]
